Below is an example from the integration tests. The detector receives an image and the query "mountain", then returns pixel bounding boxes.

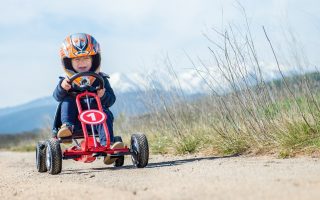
[109,70,211,94]
[0,70,209,134]
[0,67,304,134]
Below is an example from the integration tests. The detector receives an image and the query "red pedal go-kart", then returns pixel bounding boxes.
[36,72,149,175]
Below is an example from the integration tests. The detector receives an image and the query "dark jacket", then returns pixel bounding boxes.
[53,72,116,109]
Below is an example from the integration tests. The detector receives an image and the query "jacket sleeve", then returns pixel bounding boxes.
[100,77,116,108]
[53,77,68,102]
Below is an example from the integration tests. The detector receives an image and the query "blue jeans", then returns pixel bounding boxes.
[60,96,114,146]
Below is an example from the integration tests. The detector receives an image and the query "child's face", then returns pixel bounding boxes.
[71,56,92,72]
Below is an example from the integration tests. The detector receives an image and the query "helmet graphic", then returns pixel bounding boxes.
[60,33,101,85]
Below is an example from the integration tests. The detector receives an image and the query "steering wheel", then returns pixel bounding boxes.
[68,72,104,93]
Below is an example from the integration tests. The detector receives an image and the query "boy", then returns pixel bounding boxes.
[53,33,122,163]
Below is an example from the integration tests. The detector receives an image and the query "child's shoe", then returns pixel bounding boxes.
[103,141,124,165]
[57,123,73,138]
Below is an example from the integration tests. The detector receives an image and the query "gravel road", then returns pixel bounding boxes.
[0,151,319,200]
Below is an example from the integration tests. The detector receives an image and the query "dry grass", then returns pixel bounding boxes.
[114,16,320,157]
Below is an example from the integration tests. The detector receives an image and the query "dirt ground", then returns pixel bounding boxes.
[0,151,320,200]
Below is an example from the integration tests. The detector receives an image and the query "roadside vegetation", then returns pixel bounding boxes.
[115,16,320,157]
[115,71,320,157]
[0,131,48,152]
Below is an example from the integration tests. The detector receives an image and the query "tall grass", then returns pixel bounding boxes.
[114,17,320,157]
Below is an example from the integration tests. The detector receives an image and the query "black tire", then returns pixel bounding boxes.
[45,138,62,175]
[114,136,125,167]
[131,133,149,168]
[36,141,47,172]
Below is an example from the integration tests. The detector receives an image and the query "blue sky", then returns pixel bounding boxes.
[1,0,320,108]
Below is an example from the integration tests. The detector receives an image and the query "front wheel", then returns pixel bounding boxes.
[36,141,47,172]
[45,139,62,175]
[131,133,149,168]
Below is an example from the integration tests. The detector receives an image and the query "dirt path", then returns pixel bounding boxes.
[0,151,320,200]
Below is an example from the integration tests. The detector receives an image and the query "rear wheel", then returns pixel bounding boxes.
[45,138,62,175]
[131,133,149,168]
[114,136,125,167]
[36,141,47,172]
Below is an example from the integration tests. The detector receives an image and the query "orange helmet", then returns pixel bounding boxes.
[60,33,101,79]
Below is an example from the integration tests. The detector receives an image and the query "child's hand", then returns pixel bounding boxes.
[97,88,105,98]
[61,78,71,91]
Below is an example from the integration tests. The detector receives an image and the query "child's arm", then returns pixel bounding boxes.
[99,76,116,108]
[53,77,69,102]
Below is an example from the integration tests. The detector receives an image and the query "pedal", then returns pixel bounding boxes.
[92,152,107,157]
[58,136,73,144]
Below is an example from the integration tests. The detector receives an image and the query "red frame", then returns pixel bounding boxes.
[63,91,129,162]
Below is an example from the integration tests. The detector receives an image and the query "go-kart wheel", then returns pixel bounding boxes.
[36,141,47,172]
[130,133,149,168]
[114,136,124,167]
[45,138,62,175]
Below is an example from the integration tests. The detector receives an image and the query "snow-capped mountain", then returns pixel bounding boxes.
[108,64,300,94]
[109,69,211,94]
